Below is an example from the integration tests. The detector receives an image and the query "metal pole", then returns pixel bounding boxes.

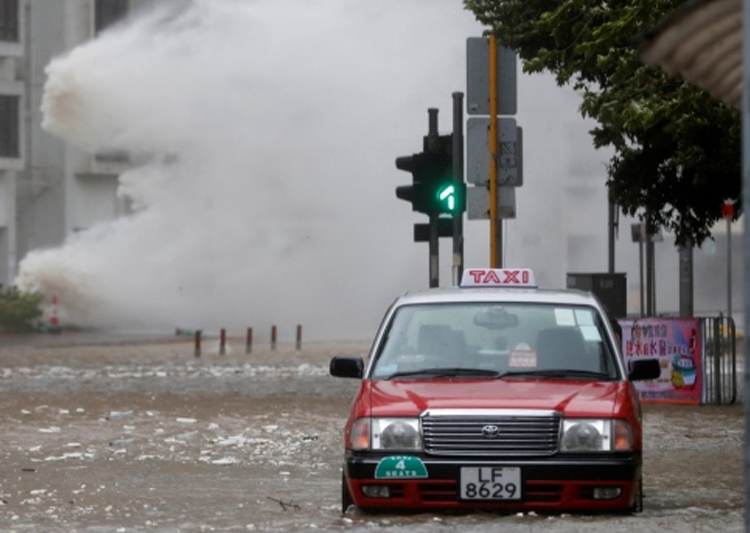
[489,36,500,267]
[678,244,693,317]
[646,233,655,316]
[429,215,439,287]
[427,108,439,150]
[427,108,440,288]
[728,214,733,319]
[608,201,616,273]
[246,327,253,355]
[714,318,723,405]
[639,237,645,317]
[452,92,464,285]
[741,1,750,527]
[652,238,658,315]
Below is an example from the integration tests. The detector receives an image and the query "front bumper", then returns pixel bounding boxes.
[344,451,641,512]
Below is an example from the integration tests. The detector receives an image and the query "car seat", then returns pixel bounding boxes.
[417,324,468,367]
[536,327,593,372]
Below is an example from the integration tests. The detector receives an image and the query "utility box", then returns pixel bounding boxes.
[566,273,627,318]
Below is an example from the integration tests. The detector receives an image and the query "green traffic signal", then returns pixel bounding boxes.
[433,179,465,216]
[438,184,456,212]
[395,134,465,217]
[418,151,463,216]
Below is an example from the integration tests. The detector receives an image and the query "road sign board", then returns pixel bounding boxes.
[466,37,517,116]
[466,118,522,186]
[722,201,734,219]
[467,186,516,220]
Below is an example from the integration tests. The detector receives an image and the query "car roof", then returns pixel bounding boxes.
[394,286,603,308]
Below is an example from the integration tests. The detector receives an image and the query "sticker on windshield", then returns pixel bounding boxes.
[554,308,576,326]
[574,309,595,325]
[509,349,537,368]
[579,325,602,341]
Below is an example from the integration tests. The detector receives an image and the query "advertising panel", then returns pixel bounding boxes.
[619,318,702,404]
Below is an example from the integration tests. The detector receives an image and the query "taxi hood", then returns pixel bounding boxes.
[367,378,624,418]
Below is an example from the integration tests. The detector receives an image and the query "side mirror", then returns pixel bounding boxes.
[330,356,364,379]
[628,358,661,381]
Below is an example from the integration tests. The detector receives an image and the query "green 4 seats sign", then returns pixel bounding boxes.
[374,456,428,479]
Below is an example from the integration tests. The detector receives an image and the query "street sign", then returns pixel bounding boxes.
[466,37,517,116]
[466,117,522,186]
[467,186,516,220]
[722,201,734,219]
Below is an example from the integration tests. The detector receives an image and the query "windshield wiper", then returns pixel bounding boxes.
[384,367,502,380]
[499,369,612,380]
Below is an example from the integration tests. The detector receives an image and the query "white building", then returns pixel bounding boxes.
[0,0,154,286]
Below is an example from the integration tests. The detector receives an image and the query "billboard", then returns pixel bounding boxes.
[619,318,702,404]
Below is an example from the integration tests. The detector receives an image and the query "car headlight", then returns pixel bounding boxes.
[560,419,633,452]
[348,418,422,451]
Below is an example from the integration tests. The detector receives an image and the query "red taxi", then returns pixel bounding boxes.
[330,268,660,514]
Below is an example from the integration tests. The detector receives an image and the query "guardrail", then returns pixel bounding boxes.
[701,315,737,405]
[620,315,738,405]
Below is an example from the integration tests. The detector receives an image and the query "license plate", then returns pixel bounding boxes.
[459,467,522,500]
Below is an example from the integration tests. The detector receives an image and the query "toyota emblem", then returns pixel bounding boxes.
[482,425,500,439]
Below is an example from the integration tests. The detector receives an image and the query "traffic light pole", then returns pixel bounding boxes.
[452,92,464,285]
[426,109,440,288]
[395,105,466,289]
[429,215,439,288]
[489,36,501,268]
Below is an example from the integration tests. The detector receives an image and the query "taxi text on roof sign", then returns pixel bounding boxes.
[460,268,537,288]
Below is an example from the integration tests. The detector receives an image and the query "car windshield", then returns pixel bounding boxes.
[370,302,620,381]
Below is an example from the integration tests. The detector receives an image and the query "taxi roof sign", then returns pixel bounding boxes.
[461,268,537,288]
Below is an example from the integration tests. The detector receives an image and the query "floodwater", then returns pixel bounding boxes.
[0,333,743,532]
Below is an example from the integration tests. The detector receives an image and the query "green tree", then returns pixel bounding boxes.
[0,286,44,333]
[464,0,741,246]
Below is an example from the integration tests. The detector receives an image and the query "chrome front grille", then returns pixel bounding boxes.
[421,409,561,456]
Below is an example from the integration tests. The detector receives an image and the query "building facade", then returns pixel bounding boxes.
[0,0,143,287]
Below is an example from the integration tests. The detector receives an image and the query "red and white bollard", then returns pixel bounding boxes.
[49,295,60,328]
[194,330,202,358]
[246,327,253,355]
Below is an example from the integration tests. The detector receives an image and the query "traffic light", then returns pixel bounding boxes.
[395,152,429,213]
[395,135,465,217]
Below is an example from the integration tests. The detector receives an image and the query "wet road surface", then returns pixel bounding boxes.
[0,333,743,532]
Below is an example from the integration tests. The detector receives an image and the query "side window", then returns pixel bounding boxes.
[0,94,19,158]
[0,0,18,42]
[95,0,129,34]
